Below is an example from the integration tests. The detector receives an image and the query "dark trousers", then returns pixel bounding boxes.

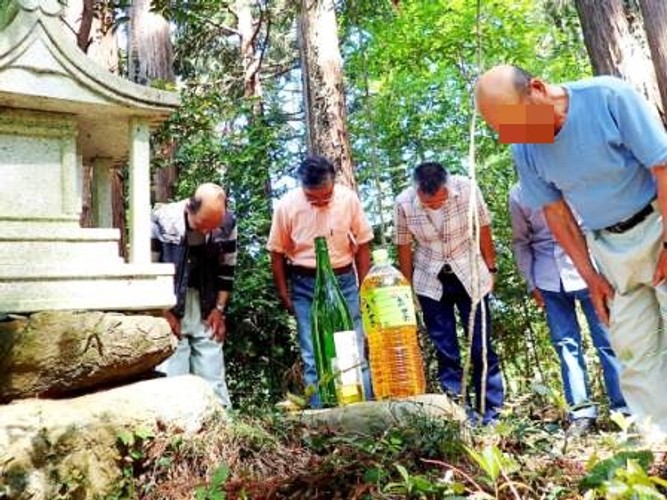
[418,272,504,423]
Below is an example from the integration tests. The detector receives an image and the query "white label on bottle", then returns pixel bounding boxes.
[333,330,361,386]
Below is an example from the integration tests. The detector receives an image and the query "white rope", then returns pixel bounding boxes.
[460,0,488,420]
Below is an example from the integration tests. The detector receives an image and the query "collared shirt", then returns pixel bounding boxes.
[151,199,237,317]
[509,184,586,293]
[267,184,374,269]
[394,175,492,301]
[513,76,667,230]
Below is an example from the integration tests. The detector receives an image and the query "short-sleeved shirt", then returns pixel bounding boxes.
[267,184,374,269]
[394,175,493,301]
[513,76,667,230]
[509,184,586,293]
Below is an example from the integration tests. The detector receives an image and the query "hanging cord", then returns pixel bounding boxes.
[360,27,388,248]
[459,0,489,420]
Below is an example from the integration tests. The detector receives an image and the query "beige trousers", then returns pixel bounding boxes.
[587,204,667,433]
[156,289,231,408]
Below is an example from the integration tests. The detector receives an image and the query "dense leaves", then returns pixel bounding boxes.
[150,0,604,412]
[341,0,591,399]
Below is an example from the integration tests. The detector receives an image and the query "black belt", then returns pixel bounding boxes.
[603,201,654,234]
[290,263,353,277]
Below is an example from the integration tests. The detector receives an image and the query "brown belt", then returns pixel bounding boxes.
[290,263,353,277]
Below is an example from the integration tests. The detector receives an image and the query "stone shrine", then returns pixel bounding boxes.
[0,0,179,312]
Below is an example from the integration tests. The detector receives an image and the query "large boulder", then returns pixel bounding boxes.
[0,311,175,402]
[0,375,222,499]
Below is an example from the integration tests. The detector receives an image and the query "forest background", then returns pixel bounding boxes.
[10,0,666,497]
[35,0,665,413]
[122,0,665,412]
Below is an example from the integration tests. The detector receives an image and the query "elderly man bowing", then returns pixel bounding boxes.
[152,183,237,407]
[476,64,667,433]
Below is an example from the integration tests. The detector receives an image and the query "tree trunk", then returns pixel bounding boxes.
[128,0,177,203]
[298,0,356,190]
[112,165,127,258]
[88,1,120,74]
[79,163,94,227]
[237,0,263,106]
[574,0,664,120]
[234,0,273,205]
[0,311,175,402]
[638,0,667,116]
[76,0,94,52]
[128,0,175,84]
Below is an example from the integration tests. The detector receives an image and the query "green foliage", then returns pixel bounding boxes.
[341,0,594,402]
[467,444,518,484]
[580,450,655,489]
[383,463,461,497]
[195,463,230,500]
[153,0,302,408]
[113,427,155,499]
[0,0,18,31]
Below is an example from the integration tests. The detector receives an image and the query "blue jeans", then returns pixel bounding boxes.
[540,285,628,420]
[291,269,373,407]
[418,273,504,424]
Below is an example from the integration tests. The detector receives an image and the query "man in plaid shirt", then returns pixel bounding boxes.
[394,162,504,424]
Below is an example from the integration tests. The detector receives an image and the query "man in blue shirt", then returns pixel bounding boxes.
[476,65,667,434]
[510,183,627,435]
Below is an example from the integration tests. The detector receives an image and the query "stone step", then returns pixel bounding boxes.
[0,262,174,279]
[0,267,175,313]
[0,239,124,264]
[0,224,120,241]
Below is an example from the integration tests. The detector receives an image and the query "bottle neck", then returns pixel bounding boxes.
[314,237,334,277]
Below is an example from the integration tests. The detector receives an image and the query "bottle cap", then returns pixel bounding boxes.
[372,248,389,264]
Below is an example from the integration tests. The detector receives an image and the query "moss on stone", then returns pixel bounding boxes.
[0,1,18,31]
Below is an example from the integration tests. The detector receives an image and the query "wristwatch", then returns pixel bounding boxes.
[215,303,226,314]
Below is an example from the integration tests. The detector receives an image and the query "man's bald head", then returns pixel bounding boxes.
[475,65,535,131]
[187,183,227,233]
[475,65,562,143]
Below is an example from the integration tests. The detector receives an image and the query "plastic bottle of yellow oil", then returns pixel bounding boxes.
[360,248,426,399]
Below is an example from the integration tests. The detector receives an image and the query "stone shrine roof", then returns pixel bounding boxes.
[0,0,180,162]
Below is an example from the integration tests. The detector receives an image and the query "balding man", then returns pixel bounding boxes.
[476,65,667,433]
[151,183,237,407]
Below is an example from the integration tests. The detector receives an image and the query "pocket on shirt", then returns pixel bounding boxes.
[330,227,353,258]
[407,216,439,243]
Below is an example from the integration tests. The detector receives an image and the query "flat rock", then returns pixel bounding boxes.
[0,375,222,499]
[294,393,467,434]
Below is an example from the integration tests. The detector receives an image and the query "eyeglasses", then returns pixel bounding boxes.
[303,185,334,206]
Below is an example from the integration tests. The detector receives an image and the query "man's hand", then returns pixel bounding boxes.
[653,248,667,287]
[163,310,181,339]
[531,289,544,309]
[585,272,615,326]
[279,293,294,315]
[205,309,227,343]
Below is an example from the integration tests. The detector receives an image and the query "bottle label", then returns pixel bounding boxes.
[332,330,361,386]
[363,286,416,329]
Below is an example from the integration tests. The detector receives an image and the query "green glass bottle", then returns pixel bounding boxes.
[310,236,364,407]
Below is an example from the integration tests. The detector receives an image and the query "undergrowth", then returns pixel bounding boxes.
[111,394,667,499]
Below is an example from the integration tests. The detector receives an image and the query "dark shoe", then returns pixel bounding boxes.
[567,417,595,438]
